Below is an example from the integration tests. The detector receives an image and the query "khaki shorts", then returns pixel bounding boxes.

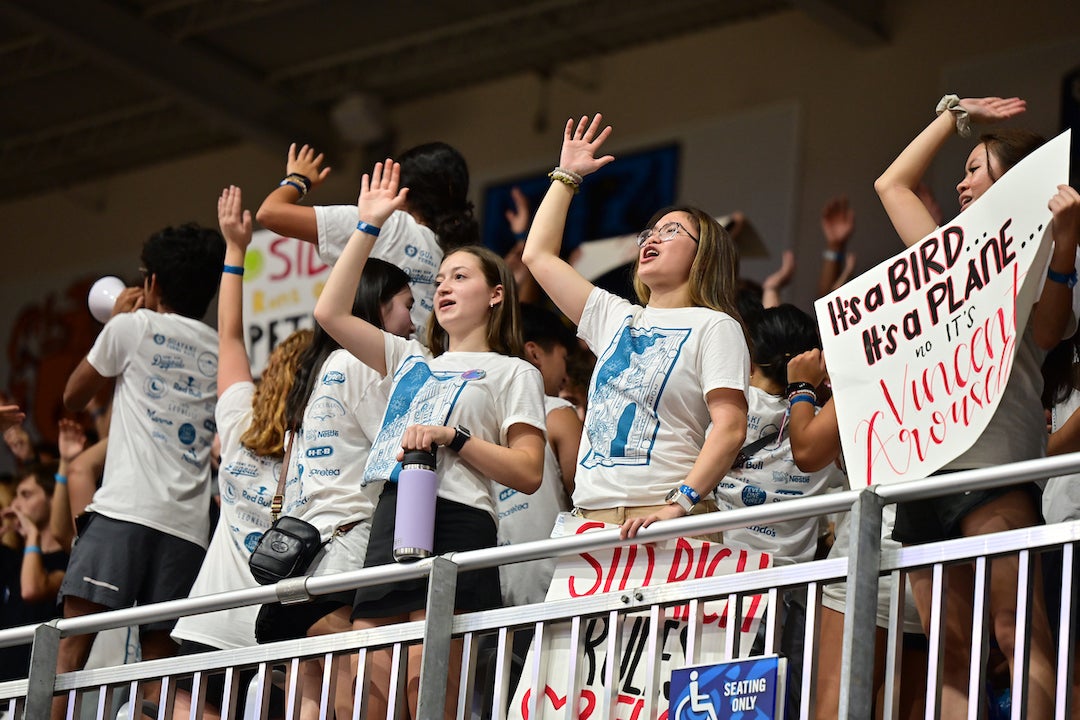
[574,499,723,544]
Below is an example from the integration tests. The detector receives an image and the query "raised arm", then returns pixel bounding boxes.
[0,404,25,433]
[254,143,332,243]
[64,286,142,411]
[49,419,86,551]
[874,96,1026,246]
[313,159,407,375]
[785,349,842,472]
[817,196,856,297]
[1031,184,1080,350]
[217,186,255,394]
[522,114,615,324]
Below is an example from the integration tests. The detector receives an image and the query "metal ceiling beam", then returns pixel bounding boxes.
[0,0,337,153]
[791,0,886,46]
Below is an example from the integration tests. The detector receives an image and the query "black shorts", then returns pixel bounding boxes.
[175,640,285,717]
[892,482,1041,544]
[352,484,502,619]
[59,513,205,632]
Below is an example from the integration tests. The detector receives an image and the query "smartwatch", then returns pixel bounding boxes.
[665,484,699,514]
[448,425,471,452]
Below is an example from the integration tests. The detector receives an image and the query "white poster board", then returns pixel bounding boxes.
[815,131,1070,486]
[508,515,770,720]
[241,230,328,374]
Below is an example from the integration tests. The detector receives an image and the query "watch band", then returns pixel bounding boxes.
[668,491,694,514]
[448,426,470,452]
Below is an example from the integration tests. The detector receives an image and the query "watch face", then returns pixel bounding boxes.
[665,488,678,502]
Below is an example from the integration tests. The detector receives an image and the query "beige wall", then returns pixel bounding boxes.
[2,0,1078,426]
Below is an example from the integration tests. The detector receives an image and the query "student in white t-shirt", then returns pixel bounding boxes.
[522,113,750,540]
[57,221,225,718]
[172,186,310,719]
[314,160,547,720]
[495,303,582,607]
[256,141,479,339]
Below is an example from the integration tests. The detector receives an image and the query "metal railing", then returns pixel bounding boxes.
[3,451,1080,720]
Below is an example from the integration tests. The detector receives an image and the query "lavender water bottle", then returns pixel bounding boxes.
[393,447,438,562]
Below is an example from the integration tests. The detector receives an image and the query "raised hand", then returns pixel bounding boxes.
[112,286,145,316]
[763,250,796,293]
[505,187,531,236]
[559,114,615,178]
[787,349,827,387]
[217,185,253,250]
[286,142,332,188]
[960,96,1026,126]
[357,159,408,227]
[57,419,87,464]
[0,405,25,433]
[821,196,855,249]
[1049,184,1080,254]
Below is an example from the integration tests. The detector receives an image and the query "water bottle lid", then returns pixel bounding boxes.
[401,447,437,468]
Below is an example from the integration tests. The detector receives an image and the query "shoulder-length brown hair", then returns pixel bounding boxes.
[427,245,523,358]
[632,206,741,320]
[240,328,313,458]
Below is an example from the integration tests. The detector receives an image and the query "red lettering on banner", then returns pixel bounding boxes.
[521,686,596,719]
[856,264,1020,485]
[268,237,330,281]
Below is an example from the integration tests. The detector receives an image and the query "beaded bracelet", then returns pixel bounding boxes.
[786,381,816,397]
[548,168,581,193]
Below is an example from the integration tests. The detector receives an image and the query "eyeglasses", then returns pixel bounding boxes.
[636,221,699,247]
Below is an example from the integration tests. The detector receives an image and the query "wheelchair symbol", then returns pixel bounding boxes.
[673,671,719,720]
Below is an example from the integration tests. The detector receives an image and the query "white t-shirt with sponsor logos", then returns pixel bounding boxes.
[283,349,389,541]
[494,395,575,606]
[572,287,750,510]
[86,310,217,548]
[315,206,441,339]
[173,382,277,649]
[714,386,842,565]
[364,336,547,519]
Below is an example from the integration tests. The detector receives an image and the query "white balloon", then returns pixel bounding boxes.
[87,276,126,323]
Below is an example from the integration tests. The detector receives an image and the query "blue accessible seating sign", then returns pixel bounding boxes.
[669,655,787,720]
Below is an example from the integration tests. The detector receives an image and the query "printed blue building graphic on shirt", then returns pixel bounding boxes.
[582,324,691,469]
[364,355,471,485]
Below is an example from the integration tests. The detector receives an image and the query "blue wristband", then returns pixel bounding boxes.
[54,473,67,486]
[356,221,381,237]
[678,484,701,505]
[1047,268,1077,289]
[513,230,528,241]
[24,545,41,556]
[279,178,306,197]
[789,394,816,407]
[222,265,244,276]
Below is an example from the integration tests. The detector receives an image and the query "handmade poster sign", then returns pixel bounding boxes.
[816,130,1071,486]
[508,515,771,720]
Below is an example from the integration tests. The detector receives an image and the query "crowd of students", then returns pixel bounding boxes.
[0,94,1078,720]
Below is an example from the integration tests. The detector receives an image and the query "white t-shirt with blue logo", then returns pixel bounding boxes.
[494,395,575,606]
[572,288,750,510]
[86,310,217,547]
[715,386,843,565]
[315,205,441,340]
[283,349,389,541]
[172,381,275,650]
[364,336,547,519]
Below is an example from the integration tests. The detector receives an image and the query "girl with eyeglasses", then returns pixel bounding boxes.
[523,113,750,540]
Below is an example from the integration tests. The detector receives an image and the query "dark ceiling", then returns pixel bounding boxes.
[0,0,883,201]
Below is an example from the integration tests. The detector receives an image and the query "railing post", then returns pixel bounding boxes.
[417,556,459,720]
[23,619,61,720]
[838,488,884,720]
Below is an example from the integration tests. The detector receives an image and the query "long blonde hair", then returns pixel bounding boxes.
[240,329,313,457]
[632,206,741,320]
[426,246,524,358]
